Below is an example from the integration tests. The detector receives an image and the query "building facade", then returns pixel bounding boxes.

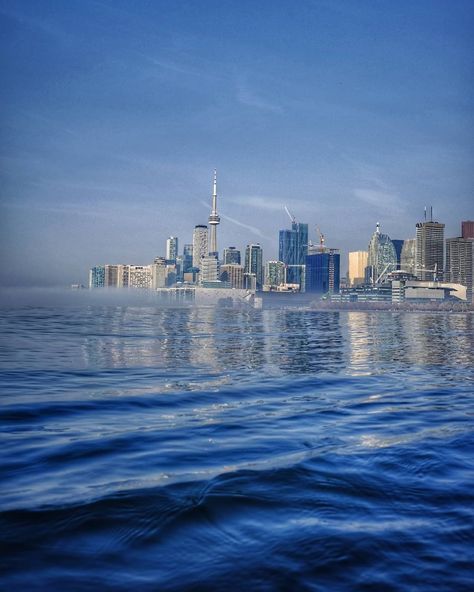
[244,244,263,290]
[348,251,368,286]
[192,225,208,268]
[265,260,286,288]
[199,255,220,284]
[400,239,416,276]
[220,264,244,289]
[89,266,105,288]
[366,223,397,284]
[166,236,178,262]
[223,247,241,265]
[446,237,474,302]
[278,221,308,287]
[415,220,445,280]
[305,249,340,294]
[462,220,474,239]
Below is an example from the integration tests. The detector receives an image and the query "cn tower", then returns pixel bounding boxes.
[208,169,220,256]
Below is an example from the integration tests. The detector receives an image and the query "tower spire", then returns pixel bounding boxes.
[208,169,220,256]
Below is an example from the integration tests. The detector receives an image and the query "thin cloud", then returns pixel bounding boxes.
[236,82,283,114]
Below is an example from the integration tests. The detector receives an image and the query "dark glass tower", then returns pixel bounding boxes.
[305,250,340,294]
[278,222,308,286]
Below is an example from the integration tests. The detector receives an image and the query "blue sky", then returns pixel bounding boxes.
[1,0,473,286]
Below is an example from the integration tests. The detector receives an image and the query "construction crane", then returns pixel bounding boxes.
[316,226,325,250]
[284,206,296,224]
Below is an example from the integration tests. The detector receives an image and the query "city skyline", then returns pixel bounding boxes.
[1,0,473,287]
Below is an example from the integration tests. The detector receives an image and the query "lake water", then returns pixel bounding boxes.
[1,304,473,590]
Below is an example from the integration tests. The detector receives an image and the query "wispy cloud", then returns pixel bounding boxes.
[231,195,284,211]
[236,80,283,113]
[220,213,271,240]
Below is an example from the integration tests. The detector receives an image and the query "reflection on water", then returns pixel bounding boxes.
[3,306,472,380]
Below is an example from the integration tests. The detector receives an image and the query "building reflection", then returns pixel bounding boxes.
[81,306,474,382]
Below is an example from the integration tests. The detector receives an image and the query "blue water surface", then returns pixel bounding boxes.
[1,304,473,591]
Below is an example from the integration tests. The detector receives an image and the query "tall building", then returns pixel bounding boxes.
[305,249,340,294]
[208,170,220,257]
[244,244,263,290]
[152,258,167,289]
[223,246,241,265]
[183,244,194,273]
[348,251,368,286]
[199,255,220,284]
[104,264,128,287]
[192,225,208,268]
[446,237,474,302]
[278,221,308,287]
[462,220,474,239]
[128,265,153,289]
[265,260,286,288]
[166,237,178,262]
[400,239,416,275]
[366,223,397,284]
[220,264,244,288]
[89,266,105,288]
[415,219,445,280]
[391,239,404,269]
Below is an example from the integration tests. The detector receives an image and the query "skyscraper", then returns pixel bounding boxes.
[192,225,208,268]
[348,251,368,286]
[223,247,241,265]
[462,220,474,239]
[220,264,244,289]
[199,255,220,284]
[89,266,105,288]
[265,261,286,288]
[244,244,263,290]
[415,218,445,280]
[183,244,193,273]
[208,170,220,257]
[446,237,474,302]
[400,239,416,275]
[305,249,340,294]
[278,221,308,287]
[391,239,404,269]
[366,223,397,284]
[166,236,178,262]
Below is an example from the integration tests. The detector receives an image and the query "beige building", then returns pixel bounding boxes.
[348,251,368,286]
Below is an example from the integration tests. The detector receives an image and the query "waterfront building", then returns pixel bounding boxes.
[278,221,308,288]
[462,220,474,239]
[348,251,368,286]
[400,239,416,275]
[366,223,397,284]
[199,255,220,284]
[152,258,167,289]
[265,260,286,289]
[244,244,263,290]
[220,264,244,289]
[446,237,474,302]
[192,225,208,268]
[128,265,153,289]
[223,247,241,265]
[89,265,105,288]
[104,264,128,287]
[208,170,220,257]
[415,218,444,280]
[391,239,404,269]
[183,244,194,273]
[305,249,340,294]
[166,237,178,262]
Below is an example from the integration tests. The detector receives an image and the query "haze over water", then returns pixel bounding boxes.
[1,303,473,590]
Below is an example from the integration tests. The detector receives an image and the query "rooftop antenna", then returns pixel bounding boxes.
[430,205,433,222]
[424,206,427,222]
